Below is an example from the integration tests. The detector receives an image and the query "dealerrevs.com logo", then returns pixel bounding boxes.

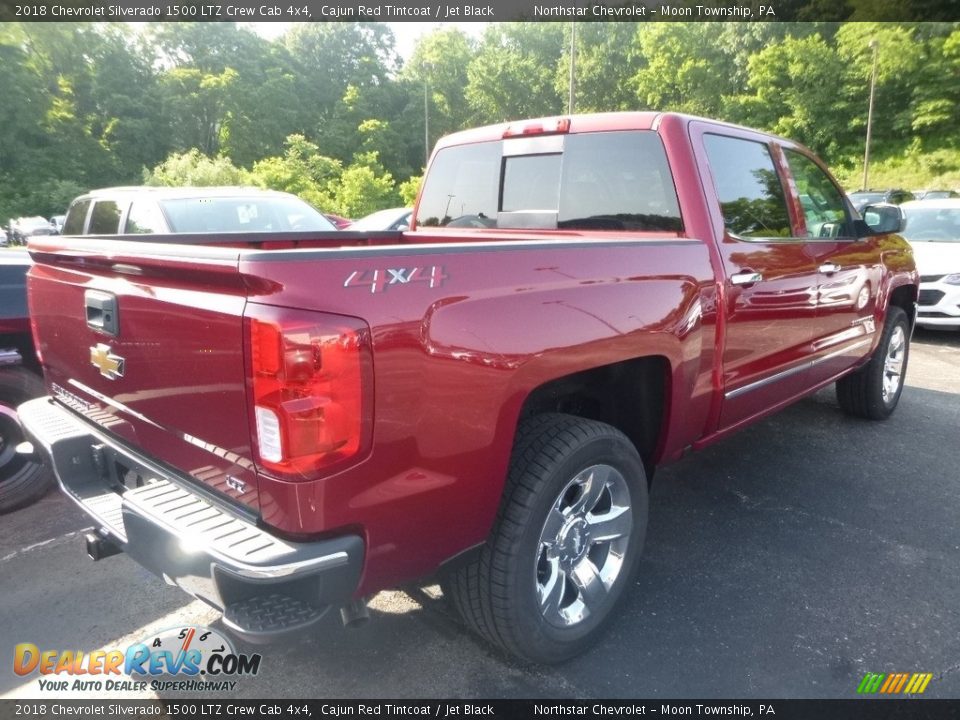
[14,626,262,693]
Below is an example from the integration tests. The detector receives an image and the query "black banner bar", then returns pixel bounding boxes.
[0,0,958,23]
[2,700,960,720]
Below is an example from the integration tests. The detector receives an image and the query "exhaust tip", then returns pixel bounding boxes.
[340,598,370,628]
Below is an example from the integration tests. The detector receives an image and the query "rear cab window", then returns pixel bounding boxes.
[417,130,683,232]
[88,200,123,235]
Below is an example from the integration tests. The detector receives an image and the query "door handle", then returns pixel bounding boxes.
[819,263,841,274]
[731,271,763,286]
[85,290,119,336]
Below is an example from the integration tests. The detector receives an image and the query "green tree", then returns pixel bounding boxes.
[246,134,341,210]
[466,23,565,123]
[909,28,960,138]
[398,175,422,206]
[557,23,642,113]
[143,149,245,187]
[405,27,478,138]
[329,152,399,218]
[731,33,854,159]
[836,23,926,147]
[632,24,738,117]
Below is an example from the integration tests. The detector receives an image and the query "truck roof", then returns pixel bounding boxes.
[434,111,796,151]
[72,186,299,201]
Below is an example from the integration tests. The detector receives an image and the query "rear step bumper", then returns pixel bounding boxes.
[18,397,364,640]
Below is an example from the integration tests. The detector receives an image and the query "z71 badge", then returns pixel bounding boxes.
[344,266,447,294]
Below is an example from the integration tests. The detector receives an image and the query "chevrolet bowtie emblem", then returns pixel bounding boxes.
[90,344,125,380]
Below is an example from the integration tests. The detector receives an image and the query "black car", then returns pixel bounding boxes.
[847,189,915,215]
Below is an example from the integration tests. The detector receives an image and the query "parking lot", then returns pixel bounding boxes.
[2,329,958,701]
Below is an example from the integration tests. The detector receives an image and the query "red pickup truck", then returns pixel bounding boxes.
[21,113,917,663]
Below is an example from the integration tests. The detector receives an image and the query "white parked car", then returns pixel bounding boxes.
[900,199,960,329]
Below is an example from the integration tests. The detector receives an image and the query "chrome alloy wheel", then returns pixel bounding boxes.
[882,325,907,404]
[535,463,633,628]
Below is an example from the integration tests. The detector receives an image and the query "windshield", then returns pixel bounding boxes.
[159,195,335,233]
[849,192,884,203]
[349,208,410,231]
[901,206,960,242]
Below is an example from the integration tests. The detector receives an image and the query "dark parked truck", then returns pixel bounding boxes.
[0,250,52,512]
[21,113,918,663]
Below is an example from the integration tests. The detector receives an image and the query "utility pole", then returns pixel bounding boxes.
[862,39,879,192]
[568,22,577,114]
[424,73,430,168]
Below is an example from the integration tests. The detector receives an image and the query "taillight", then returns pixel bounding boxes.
[245,305,372,481]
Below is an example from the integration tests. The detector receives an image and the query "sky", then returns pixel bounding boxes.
[243,21,490,62]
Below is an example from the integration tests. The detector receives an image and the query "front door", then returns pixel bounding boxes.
[780,148,882,384]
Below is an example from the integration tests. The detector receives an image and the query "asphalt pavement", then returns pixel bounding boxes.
[2,329,958,700]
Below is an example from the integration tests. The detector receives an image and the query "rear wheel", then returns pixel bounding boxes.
[443,414,648,663]
[836,306,910,420]
[0,367,54,513]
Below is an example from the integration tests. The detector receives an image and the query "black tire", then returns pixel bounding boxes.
[443,413,649,664]
[836,306,910,420]
[0,366,54,513]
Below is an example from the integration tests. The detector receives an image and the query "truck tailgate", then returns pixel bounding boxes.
[27,243,260,510]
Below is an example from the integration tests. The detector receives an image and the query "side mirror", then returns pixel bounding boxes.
[397,224,409,232]
[862,203,905,234]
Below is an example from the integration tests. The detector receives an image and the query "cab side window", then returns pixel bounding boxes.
[704,134,791,238]
[88,200,122,235]
[784,149,850,238]
[62,199,91,235]
[125,200,167,234]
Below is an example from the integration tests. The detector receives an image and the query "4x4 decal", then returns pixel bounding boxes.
[344,266,447,293]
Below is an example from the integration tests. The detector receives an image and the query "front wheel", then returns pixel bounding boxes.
[836,306,910,420]
[443,414,649,663]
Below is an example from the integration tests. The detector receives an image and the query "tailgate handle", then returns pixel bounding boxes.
[85,290,119,336]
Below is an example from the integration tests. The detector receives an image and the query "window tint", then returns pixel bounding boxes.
[125,200,167,234]
[704,134,791,238]
[784,149,849,238]
[416,131,682,232]
[558,131,681,231]
[417,142,501,227]
[62,199,91,235]
[502,154,561,212]
[88,200,122,235]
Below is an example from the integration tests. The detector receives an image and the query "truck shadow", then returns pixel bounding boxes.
[913,327,960,347]
[219,384,960,699]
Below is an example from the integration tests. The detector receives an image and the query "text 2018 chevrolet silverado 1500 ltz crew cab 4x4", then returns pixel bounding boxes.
[21,113,917,663]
